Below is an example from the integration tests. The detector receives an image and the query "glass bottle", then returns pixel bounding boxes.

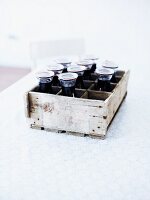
[102,60,118,83]
[36,71,54,93]
[95,68,114,92]
[55,58,72,73]
[58,73,78,97]
[47,63,64,86]
[77,60,93,80]
[82,55,99,73]
[67,64,86,89]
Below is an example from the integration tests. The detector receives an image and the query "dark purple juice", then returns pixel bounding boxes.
[52,76,59,86]
[97,79,111,92]
[90,63,96,73]
[76,76,84,88]
[62,86,75,97]
[62,68,67,73]
[110,72,117,83]
[39,81,52,93]
[83,70,91,80]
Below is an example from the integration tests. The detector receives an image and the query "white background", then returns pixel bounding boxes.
[0,0,150,68]
[0,1,150,199]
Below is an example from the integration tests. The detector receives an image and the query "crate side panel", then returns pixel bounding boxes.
[89,116,107,136]
[29,92,44,127]
[28,93,105,134]
[105,70,130,126]
[24,92,30,118]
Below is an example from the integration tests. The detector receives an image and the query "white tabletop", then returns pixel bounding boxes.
[0,67,150,200]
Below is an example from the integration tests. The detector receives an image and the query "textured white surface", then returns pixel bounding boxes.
[0,67,150,200]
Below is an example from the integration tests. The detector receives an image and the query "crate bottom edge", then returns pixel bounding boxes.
[30,126,106,140]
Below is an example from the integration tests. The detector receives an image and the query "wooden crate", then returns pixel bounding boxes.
[24,70,130,139]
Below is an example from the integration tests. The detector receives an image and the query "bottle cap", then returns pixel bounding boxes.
[67,64,86,75]
[55,58,72,65]
[82,55,99,61]
[102,60,118,69]
[96,68,114,75]
[36,71,54,79]
[47,63,64,75]
[58,72,78,81]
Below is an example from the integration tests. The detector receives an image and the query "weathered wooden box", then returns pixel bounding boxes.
[24,70,130,139]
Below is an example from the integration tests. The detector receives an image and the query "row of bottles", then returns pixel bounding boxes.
[36,56,119,97]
